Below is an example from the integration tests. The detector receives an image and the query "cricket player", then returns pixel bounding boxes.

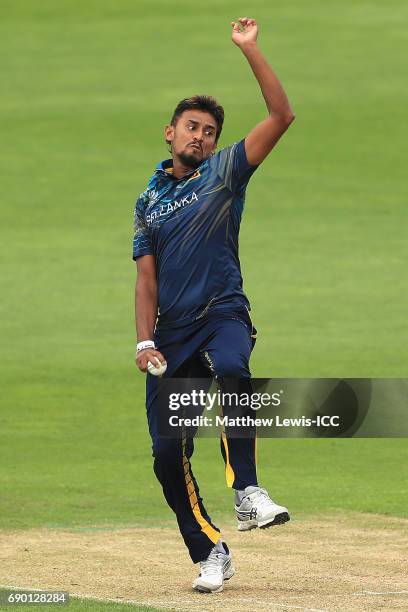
[133,18,295,592]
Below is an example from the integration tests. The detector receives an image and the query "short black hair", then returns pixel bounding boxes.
[169,94,224,142]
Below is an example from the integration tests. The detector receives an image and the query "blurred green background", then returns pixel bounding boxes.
[1,0,407,542]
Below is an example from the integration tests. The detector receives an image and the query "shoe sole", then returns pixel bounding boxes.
[260,511,290,529]
[193,584,224,593]
[238,511,290,531]
[193,566,235,593]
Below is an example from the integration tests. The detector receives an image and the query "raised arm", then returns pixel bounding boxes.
[231,17,295,165]
[135,255,166,372]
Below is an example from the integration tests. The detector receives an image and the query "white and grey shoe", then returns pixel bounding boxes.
[192,541,235,593]
[235,486,290,531]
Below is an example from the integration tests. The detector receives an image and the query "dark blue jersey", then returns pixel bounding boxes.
[133,139,258,325]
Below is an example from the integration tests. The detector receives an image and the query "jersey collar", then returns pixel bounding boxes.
[155,158,201,180]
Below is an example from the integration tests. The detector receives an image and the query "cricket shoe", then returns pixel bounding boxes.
[192,541,235,593]
[235,486,290,531]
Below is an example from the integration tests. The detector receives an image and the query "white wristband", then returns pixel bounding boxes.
[137,340,156,352]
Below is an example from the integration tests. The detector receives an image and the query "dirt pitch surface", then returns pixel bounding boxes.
[1,514,407,612]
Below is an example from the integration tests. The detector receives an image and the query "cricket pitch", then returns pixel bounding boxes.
[1,513,407,612]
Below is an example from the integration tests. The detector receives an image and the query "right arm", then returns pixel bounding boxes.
[135,254,166,372]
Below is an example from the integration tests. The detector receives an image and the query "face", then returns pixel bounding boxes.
[165,110,218,169]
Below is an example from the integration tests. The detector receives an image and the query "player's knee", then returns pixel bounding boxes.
[153,438,194,466]
[214,354,250,378]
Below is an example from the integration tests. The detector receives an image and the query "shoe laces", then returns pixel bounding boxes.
[199,547,223,576]
[249,488,276,512]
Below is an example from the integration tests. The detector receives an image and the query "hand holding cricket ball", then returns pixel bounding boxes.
[136,347,167,376]
[147,356,167,376]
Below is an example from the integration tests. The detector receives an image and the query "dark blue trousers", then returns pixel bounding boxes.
[146,306,258,563]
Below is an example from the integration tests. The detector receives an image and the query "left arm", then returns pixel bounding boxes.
[231,17,295,165]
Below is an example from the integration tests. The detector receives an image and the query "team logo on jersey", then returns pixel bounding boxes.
[147,189,160,205]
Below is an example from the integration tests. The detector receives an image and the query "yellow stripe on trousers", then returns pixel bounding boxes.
[181,433,220,544]
[221,431,235,488]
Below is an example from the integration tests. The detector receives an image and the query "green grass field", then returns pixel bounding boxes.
[1,1,407,610]
[0,590,154,612]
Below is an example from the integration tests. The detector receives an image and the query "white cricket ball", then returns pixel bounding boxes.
[147,357,167,377]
